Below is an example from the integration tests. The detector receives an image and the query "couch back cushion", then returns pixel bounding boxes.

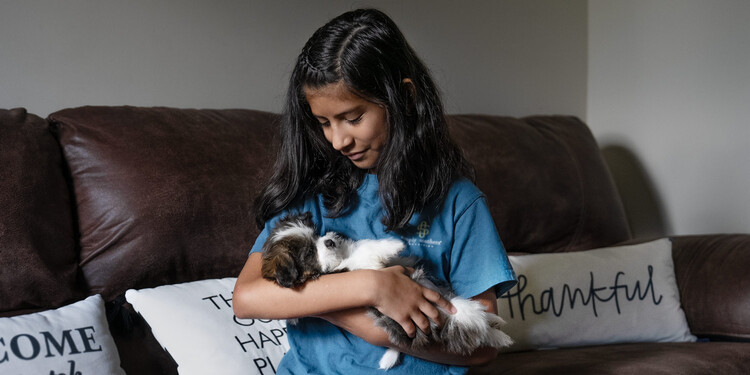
[0,108,81,314]
[48,108,628,298]
[448,115,630,253]
[49,107,278,299]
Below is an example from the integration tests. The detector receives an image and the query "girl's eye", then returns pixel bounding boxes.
[347,114,363,124]
[319,121,330,127]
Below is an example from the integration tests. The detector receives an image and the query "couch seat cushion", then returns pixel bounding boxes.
[469,342,750,375]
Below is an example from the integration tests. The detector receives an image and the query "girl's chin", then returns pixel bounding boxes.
[353,162,374,170]
[349,155,373,169]
[351,159,377,170]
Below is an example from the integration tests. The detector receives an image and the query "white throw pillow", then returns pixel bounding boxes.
[0,294,125,374]
[497,238,696,352]
[125,278,289,375]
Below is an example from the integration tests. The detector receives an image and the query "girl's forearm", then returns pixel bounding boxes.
[318,288,501,367]
[398,339,500,367]
[233,253,377,319]
[318,307,499,367]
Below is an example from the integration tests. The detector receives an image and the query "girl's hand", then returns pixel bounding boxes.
[370,266,456,338]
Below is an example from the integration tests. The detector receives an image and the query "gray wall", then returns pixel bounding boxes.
[0,0,587,118]
[8,1,746,236]
[588,0,750,235]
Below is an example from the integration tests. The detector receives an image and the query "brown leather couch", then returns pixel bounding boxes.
[2,106,748,374]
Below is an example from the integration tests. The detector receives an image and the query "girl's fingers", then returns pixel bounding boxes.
[375,266,457,336]
[412,313,431,335]
[399,319,416,338]
[422,288,456,314]
[420,301,442,327]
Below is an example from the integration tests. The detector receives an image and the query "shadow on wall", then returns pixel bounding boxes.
[601,144,671,239]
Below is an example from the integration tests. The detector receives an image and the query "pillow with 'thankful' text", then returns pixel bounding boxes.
[497,238,696,352]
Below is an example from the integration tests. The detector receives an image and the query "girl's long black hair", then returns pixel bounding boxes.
[254,8,473,232]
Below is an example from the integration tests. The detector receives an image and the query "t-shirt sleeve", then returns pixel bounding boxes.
[249,218,274,255]
[449,195,517,298]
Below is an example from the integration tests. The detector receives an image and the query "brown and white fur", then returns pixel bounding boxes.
[261,212,513,369]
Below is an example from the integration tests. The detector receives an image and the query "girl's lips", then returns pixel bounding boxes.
[345,150,366,161]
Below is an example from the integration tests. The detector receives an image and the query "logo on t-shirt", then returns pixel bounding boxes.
[417,221,430,238]
[407,221,442,248]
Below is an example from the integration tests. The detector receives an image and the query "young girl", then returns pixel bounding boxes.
[233,9,516,374]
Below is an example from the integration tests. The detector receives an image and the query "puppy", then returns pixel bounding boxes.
[261,212,513,369]
[260,212,321,288]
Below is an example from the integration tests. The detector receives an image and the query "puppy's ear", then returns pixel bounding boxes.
[298,243,323,281]
[261,243,300,288]
[275,262,301,288]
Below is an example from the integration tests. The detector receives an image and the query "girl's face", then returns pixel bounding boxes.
[305,82,388,170]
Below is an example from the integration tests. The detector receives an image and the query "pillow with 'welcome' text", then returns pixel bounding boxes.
[125,277,289,375]
[497,238,696,352]
[0,294,125,374]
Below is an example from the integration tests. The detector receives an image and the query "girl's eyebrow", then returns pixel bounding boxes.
[315,106,364,120]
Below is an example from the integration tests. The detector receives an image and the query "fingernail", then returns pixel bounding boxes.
[450,306,457,314]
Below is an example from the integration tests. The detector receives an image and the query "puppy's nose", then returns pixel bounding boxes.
[324,239,335,248]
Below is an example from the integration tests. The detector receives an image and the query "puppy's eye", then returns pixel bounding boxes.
[324,239,335,248]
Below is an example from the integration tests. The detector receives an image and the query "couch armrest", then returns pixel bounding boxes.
[671,234,750,340]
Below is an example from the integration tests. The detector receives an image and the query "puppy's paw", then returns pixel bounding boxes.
[382,238,406,254]
[379,348,401,370]
[486,327,514,348]
[485,314,514,348]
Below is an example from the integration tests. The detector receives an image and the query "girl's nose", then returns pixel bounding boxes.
[329,125,353,151]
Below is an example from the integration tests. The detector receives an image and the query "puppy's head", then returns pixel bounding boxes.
[261,212,322,288]
[315,232,349,273]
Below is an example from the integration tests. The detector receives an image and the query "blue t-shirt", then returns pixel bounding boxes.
[249,174,516,374]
